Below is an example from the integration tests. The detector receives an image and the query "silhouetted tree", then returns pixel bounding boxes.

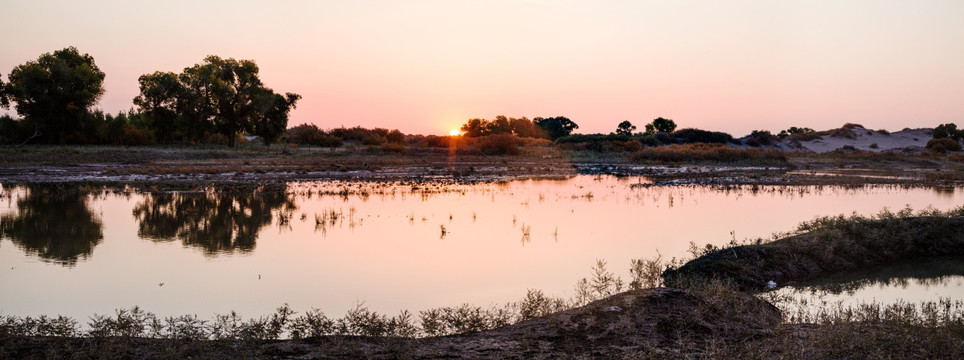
[534,116,578,140]
[615,120,636,136]
[1,47,105,144]
[250,92,301,146]
[460,118,488,137]
[644,117,676,135]
[132,188,294,255]
[509,116,545,138]
[134,56,300,146]
[0,185,103,266]
[934,123,963,141]
[134,71,189,143]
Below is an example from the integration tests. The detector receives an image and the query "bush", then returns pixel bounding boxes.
[121,127,154,146]
[379,142,406,153]
[477,134,520,155]
[672,128,735,144]
[743,130,778,147]
[927,137,962,153]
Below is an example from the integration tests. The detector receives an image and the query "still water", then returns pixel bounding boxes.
[1,176,962,320]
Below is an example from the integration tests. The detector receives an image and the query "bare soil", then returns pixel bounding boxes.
[0,145,962,189]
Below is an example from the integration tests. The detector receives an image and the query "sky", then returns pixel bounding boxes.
[2,0,963,136]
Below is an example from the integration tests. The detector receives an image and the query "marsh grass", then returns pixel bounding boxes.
[629,143,788,165]
[665,205,964,291]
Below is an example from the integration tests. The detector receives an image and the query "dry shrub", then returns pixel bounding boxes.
[630,143,786,163]
[927,137,962,153]
[475,134,521,155]
[379,142,406,153]
[122,127,154,146]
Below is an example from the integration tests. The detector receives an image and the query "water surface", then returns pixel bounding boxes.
[1,177,962,320]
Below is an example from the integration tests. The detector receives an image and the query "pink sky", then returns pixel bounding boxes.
[2,0,962,136]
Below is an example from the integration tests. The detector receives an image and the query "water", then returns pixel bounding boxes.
[1,176,962,321]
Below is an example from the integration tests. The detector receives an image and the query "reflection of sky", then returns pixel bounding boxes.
[770,258,964,314]
[2,178,964,321]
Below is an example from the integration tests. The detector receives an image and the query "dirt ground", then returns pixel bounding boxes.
[0,145,962,189]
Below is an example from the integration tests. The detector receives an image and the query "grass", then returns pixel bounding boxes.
[664,206,964,291]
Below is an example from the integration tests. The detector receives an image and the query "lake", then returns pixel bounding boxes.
[1,176,962,321]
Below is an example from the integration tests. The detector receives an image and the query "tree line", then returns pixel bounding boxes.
[0,47,298,147]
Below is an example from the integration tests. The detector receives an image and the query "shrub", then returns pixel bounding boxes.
[477,134,520,155]
[380,142,406,153]
[122,127,154,146]
[744,130,779,147]
[927,137,962,153]
[672,128,735,144]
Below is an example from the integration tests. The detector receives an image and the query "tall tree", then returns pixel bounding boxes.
[534,116,578,140]
[2,47,106,144]
[133,56,300,146]
[133,71,184,143]
[249,91,301,146]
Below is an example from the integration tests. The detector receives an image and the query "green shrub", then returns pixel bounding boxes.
[927,137,962,153]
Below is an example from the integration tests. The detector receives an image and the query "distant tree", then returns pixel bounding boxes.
[644,117,676,135]
[615,120,636,136]
[460,118,488,137]
[933,123,963,141]
[134,56,299,147]
[485,115,513,135]
[777,126,815,139]
[2,47,106,144]
[249,92,301,146]
[509,116,545,138]
[0,76,7,108]
[134,71,186,143]
[534,116,578,140]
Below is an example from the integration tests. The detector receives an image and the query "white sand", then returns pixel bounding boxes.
[793,126,932,153]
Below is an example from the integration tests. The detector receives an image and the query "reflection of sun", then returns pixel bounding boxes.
[449,129,461,136]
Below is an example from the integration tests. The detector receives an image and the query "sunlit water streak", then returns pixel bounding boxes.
[0,176,962,321]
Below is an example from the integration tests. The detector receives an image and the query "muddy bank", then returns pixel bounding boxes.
[664,212,964,292]
[1,146,963,187]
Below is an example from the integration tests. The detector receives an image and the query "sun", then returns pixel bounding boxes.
[449,129,461,136]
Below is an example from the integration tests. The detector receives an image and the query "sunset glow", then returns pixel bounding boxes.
[2,1,963,135]
[449,129,461,136]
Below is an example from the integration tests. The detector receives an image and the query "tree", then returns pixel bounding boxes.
[2,47,106,144]
[644,117,676,135]
[934,123,963,141]
[615,120,636,136]
[133,56,300,147]
[509,116,544,138]
[133,71,185,143]
[249,91,301,146]
[485,115,512,135]
[460,118,488,137]
[534,116,578,140]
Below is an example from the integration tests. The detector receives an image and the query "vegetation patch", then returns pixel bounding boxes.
[664,207,964,291]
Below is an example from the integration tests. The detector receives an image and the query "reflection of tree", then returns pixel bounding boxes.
[0,185,103,266]
[132,187,294,255]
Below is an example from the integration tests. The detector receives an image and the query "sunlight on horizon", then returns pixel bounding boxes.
[1,1,962,135]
